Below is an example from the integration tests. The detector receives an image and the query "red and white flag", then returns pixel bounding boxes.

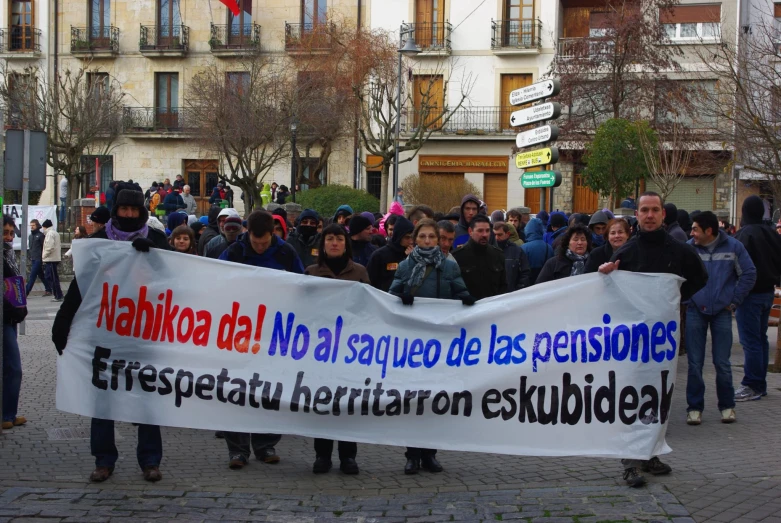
[219,0,240,16]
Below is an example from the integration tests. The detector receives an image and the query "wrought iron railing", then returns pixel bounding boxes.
[209,23,260,50]
[140,24,189,52]
[284,22,333,50]
[556,37,615,60]
[0,27,42,53]
[400,106,519,134]
[122,107,191,132]
[71,26,120,53]
[401,22,452,52]
[491,19,542,50]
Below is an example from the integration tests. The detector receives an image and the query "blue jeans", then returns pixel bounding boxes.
[2,324,22,422]
[59,198,66,223]
[736,292,774,394]
[26,259,51,295]
[44,262,62,300]
[686,307,735,412]
[91,418,162,470]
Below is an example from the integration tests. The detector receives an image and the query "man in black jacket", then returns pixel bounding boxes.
[453,215,506,300]
[348,215,377,268]
[599,191,707,488]
[286,209,321,268]
[367,216,414,292]
[25,219,52,296]
[197,205,222,256]
[52,184,170,484]
[493,221,530,291]
[733,195,781,401]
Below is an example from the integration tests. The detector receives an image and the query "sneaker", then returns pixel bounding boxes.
[734,385,761,402]
[686,411,702,425]
[257,447,280,464]
[623,467,647,488]
[52,298,63,302]
[721,408,737,423]
[642,457,672,476]
[228,455,248,470]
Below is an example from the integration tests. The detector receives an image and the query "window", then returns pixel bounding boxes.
[228,0,252,44]
[10,0,34,51]
[655,81,717,128]
[302,0,327,28]
[6,73,34,127]
[90,0,111,40]
[660,4,721,42]
[155,72,179,128]
[299,158,327,190]
[775,3,781,40]
[503,0,535,47]
[87,72,109,102]
[82,155,113,194]
[366,171,381,200]
[226,72,250,96]
[158,0,181,44]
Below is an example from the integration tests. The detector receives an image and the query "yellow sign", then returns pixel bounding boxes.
[514,147,559,169]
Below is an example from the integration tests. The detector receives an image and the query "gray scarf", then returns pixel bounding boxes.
[566,249,588,276]
[407,246,444,289]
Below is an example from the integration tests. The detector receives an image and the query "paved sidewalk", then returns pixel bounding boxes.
[2,295,781,522]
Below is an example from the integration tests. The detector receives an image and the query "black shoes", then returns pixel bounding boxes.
[404,458,420,475]
[313,456,359,474]
[643,457,672,476]
[340,458,359,475]
[313,456,332,474]
[623,467,647,488]
[421,456,443,473]
[257,447,280,464]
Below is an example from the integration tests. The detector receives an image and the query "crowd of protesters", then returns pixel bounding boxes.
[3,179,781,490]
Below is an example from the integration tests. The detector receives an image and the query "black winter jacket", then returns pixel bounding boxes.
[287,230,320,268]
[610,227,707,301]
[498,240,531,291]
[452,239,506,300]
[536,256,577,284]
[366,216,414,292]
[734,223,781,294]
[28,228,45,262]
[584,242,614,273]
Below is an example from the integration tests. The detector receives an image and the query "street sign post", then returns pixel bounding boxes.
[509,79,561,106]
[515,147,559,169]
[515,125,558,149]
[509,102,561,127]
[520,170,562,189]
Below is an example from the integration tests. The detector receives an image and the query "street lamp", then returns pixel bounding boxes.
[290,118,298,203]
[392,25,421,206]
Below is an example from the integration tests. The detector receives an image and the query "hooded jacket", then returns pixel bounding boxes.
[219,233,304,274]
[197,206,222,256]
[588,211,609,247]
[379,201,405,237]
[735,195,781,294]
[455,194,482,239]
[366,216,414,292]
[666,222,688,243]
[273,215,288,239]
[521,218,554,284]
[507,223,524,246]
[688,230,756,315]
[544,224,568,248]
[162,191,186,215]
[42,226,62,262]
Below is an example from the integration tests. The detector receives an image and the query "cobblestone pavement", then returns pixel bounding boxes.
[2,294,781,522]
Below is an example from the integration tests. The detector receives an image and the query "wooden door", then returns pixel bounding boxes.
[484,174,508,214]
[413,75,443,130]
[184,160,220,215]
[573,173,599,213]
[525,188,545,215]
[501,74,532,130]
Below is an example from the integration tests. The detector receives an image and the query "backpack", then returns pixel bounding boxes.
[150,193,160,212]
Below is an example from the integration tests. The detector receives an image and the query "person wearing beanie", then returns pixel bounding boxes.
[544,212,568,248]
[663,203,688,243]
[490,210,505,224]
[588,211,609,247]
[348,214,377,267]
[41,219,63,301]
[89,207,111,233]
[598,191,707,488]
[205,215,242,258]
[360,211,377,227]
[733,195,781,401]
[366,216,414,292]
[52,182,170,485]
[333,205,353,226]
[273,215,288,239]
[190,222,205,246]
[272,207,288,224]
[287,209,321,267]
[198,206,229,256]
[677,209,692,236]
[166,211,188,233]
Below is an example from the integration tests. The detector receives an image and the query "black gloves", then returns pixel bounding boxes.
[132,237,155,252]
[53,338,65,356]
[461,295,476,306]
[401,294,414,306]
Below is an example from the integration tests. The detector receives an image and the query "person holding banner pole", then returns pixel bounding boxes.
[598,191,708,488]
[304,223,370,475]
[52,184,170,483]
[390,218,475,475]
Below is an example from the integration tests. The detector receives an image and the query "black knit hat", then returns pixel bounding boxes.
[90,206,110,224]
[111,182,149,224]
[742,195,765,225]
[349,214,373,235]
[41,219,53,228]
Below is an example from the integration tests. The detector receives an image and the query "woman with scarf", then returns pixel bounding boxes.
[3,216,28,430]
[389,218,474,476]
[304,224,369,475]
[536,224,592,284]
[52,183,170,484]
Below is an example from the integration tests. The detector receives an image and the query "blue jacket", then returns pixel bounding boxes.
[389,257,469,300]
[688,231,757,315]
[544,225,568,248]
[162,192,185,215]
[522,218,554,271]
[219,233,305,274]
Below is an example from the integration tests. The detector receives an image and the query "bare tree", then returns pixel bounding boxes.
[0,63,125,205]
[636,121,694,200]
[186,53,293,212]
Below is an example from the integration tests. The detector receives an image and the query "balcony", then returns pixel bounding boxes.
[491,19,541,54]
[556,37,615,60]
[401,22,452,55]
[71,26,119,58]
[209,23,260,56]
[140,24,189,57]
[400,106,516,138]
[0,27,42,58]
[285,23,333,52]
[122,107,193,138]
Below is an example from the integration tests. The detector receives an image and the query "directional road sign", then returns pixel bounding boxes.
[509,102,561,127]
[515,125,558,149]
[515,147,559,169]
[520,170,563,189]
[510,79,561,106]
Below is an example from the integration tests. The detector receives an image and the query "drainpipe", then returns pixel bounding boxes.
[353,0,362,189]
[53,0,59,206]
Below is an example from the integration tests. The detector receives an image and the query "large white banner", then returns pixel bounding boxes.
[2,205,57,251]
[57,240,683,459]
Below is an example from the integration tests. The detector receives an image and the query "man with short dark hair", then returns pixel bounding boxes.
[685,211,755,426]
[26,219,52,296]
[493,222,530,291]
[218,210,304,470]
[452,215,506,300]
[406,205,434,226]
[367,216,414,291]
[437,220,456,260]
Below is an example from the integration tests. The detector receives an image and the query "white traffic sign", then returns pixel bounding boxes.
[509,102,561,127]
[509,79,561,106]
[515,125,559,149]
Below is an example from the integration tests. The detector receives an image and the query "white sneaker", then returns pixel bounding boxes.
[686,411,702,425]
[721,408,736,424]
